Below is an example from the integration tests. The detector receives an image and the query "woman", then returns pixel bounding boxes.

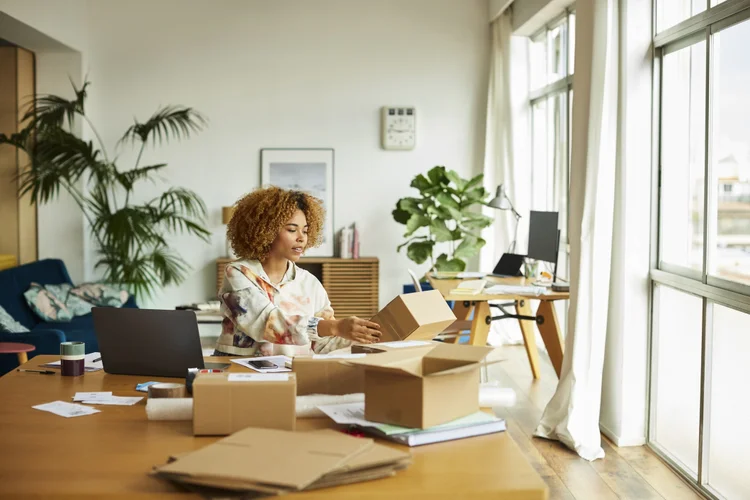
[214,186,381,357]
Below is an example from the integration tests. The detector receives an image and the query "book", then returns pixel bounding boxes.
[451,279,487,295]
[317,403,506,447]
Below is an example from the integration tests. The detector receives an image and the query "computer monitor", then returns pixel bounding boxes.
[527,211,559,264]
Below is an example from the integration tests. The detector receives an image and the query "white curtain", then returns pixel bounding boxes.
[534,0,619,461]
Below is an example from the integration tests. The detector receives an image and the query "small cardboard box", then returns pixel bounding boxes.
[292,354,365,395]
[346,343,494,429]
[351,339,437,354]
[370,290,457,343]
[193,372,296,435]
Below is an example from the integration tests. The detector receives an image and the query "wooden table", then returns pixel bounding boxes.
[0,355,548,499]
[0,341,35,364]
[428,274,569,380]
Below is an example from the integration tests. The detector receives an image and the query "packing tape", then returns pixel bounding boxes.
[148,383,187,399]
[146,398,193,421]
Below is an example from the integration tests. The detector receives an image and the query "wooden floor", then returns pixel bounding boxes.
[488,345,703,500]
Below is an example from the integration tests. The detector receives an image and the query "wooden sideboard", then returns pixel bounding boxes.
[216,257,379,319]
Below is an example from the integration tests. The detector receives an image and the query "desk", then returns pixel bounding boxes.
[428,274,569,379]
[0,356,548,499]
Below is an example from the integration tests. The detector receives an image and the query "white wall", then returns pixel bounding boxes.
[78,0,490,308]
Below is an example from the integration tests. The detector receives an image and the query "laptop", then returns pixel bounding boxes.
[92,308,227,378]
[489,253,525,278]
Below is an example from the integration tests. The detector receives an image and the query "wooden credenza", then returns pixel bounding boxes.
[216,257,379,318]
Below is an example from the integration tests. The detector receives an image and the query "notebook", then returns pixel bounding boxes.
[451,279,487,295]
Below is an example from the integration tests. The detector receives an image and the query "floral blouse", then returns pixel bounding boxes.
[215,259,350,356]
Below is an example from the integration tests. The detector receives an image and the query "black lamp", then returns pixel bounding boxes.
[488,184,521,253]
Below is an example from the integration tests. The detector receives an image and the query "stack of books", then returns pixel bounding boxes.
[450,279,487,296]
[318,403,506,447]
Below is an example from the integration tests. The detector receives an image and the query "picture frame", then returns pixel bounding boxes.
[260,148,335,257]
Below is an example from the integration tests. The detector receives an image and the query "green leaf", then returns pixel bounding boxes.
[446,206,463,221]
[22,80,89,131]
[392,207,411,225]
[461,212,494,229]
[426,204,452,220]
[463,173,484,192]
[453,236,487,260]
[410,174,432,192]
[114,163,167,191]
[398,197,423,215]
[119,105,207,146]
[404,214,431,237]
[427,166,447,186]
[463,186,489,203]
[397,235,428,252]
[406,240,434,265]
[435,253,466,272]
[430,220,455,242]
[445,170,467,191]
[436,192,460,210]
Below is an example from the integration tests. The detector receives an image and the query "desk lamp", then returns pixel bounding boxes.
[488,184,521,253]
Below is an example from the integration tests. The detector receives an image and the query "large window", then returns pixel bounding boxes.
[529,11,575,326]
[651,2,750,498]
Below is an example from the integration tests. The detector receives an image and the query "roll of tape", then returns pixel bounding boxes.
[146,398,193,421]
[148,382,187,399]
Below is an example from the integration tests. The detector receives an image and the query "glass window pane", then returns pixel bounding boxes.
[532,99,548,210]
[710,19,750,286]
[657,0,707,33]
[652,285,702,476]
[709,304,750,499]
[552,92,568,243]
[547,23,566,84]
[568,12,576,75]
[711,0,727,6]
[530,34,546,91]
[660,40,706,273]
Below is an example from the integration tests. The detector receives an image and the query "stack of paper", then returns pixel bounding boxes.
[42,352,103,372]
[33,401,101,418]
[451,279,487,295]
[317,402,506,447]
[483,284,547,296]
[230,355,291,373]
[152,427,411,495]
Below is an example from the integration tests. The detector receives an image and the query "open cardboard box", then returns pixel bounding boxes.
[344,343,495,428]
[370,290,456,343]
[292,355,365,395]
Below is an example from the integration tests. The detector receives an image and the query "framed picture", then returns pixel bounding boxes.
[260,148,334,257]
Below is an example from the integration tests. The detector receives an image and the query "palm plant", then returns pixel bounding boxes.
[0,80,210,299]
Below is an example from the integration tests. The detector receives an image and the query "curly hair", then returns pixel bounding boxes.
[227,186,325,261]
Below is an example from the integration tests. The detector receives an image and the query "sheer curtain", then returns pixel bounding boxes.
[534,0,619,461]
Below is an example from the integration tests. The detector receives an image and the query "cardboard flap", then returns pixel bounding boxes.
[424,343,494,363]
[425,363,481,377]
[157,428,372,490]
[341,346,435,377]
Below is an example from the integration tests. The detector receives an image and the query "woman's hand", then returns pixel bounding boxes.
[326,317,381,344]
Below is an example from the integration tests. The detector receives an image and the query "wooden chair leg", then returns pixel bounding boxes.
[16,352,28,365]
[516,300,541,379]
[468,302,491,347]
[537,300,564,378]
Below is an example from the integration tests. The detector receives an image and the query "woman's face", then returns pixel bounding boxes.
[269,209,308,262]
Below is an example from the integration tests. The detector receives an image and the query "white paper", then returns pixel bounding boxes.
[228,373,289,382]
[483,285,546,297]
[456,272,487,279]
[33,401,101,418]
[72,391,112,401]
[316,402,373,427]
[311,353,366,359]
[230,355,292,373]
[80,396,143,406]
[378,340,432,349]
[42,352,104,371]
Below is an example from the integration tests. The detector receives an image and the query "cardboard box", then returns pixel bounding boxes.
[292,354,365,395]
[351,339,437,354]
[192,372,296,435]
[370,289,456,343]
[346,343,494,429]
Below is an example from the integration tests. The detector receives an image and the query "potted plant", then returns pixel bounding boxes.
[0,80,209,298]
[392,166,492,274]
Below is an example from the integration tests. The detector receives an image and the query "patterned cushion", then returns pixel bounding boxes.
[24,282,73,322]
[44,283,94,317]
[0,305,29,333]
[69,283,129,308]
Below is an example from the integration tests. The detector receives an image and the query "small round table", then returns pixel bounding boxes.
[0,342,36,365]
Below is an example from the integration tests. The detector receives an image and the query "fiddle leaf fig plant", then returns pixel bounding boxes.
[392,166,492,272]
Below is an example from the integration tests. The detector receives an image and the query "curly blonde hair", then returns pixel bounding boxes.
[227,186,325,261]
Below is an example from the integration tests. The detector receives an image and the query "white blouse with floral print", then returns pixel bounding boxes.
[215,259,350,356]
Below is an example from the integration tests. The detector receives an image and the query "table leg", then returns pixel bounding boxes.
[16,352,28,365]
[537,300,564,378]
[516,300,541,379]
[448,300,474,344]
[468,302,491,347]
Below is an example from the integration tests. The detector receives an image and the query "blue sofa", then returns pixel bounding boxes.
[0,259,137,374]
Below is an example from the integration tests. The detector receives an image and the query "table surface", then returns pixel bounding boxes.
[0,342,35,353]
[0,355,548,499]
[427,274,569,301]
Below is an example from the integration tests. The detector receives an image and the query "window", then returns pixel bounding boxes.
[651,3,750,499]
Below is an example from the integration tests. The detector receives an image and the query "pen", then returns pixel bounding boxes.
[17,369,56,375]
[93,357,101,362]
